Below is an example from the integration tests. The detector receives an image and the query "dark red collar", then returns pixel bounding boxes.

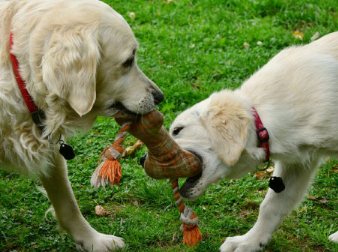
[9,32,45,130]
[252,107,270,162]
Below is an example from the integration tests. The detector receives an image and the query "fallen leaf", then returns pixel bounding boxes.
[171,232,177,245]
[293,31,304,40]
[311,31,320,41]
[243,42,250,48]
[297,206,307,213]
[266,166,274,174]
[128,12,136,20]
[122,140,143,157]
[257,41,263,46]
[95,205,110,216]
[307,196,328,204]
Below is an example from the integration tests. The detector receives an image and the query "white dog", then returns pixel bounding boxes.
[0,0,163,251]
[170,31,338,252]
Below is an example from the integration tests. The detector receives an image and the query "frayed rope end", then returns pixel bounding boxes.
[91,123,131,189]
[90,154,122,189]
[172,179,202,246]
[182,223,202,246]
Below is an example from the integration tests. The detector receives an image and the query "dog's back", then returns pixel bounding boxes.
[240,31,338,158]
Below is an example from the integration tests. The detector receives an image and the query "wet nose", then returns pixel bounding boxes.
[152,90,164,105]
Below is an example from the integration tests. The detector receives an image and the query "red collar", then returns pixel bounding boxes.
[252,107,270,162]
[9,32,45,130]
[9,32,39,113]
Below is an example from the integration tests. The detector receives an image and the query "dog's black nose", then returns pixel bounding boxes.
[140,153,147,167]
[152,90,164,105]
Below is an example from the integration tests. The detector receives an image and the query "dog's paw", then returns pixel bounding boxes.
[219,235,266,252]
[75,232,125,252]
[329,231,338,243]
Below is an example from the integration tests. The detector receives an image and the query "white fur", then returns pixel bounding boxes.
[170,31,338,252]
[0,0,163,251]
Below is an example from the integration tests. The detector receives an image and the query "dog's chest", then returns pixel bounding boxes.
[0,114,53,175]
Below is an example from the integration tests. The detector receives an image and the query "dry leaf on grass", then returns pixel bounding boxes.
[95,205,110,216]
[243,42,250,48]
[293,31,304,40]
[266,166,274,174]
[306,196,329,204]
[311,31,320,41]
[128,12,136,20]
[122,140,143,158]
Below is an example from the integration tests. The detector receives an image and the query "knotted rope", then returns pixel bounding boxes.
[91,123,202,246]
[172,179,202,246]
[90,122,131,188]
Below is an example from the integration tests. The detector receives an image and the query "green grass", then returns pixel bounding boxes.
[1,0,338,251]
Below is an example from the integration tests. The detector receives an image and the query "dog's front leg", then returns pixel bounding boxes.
[39,151,125,252]
[220,160,319,252]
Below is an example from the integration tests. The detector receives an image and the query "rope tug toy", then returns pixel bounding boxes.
[91,110,203,246]
[91,122,131,188]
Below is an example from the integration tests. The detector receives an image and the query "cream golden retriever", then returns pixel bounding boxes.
[0,0,163,251]
[170,32,338,252]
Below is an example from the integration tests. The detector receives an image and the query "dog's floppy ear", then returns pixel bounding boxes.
[42,27,100,116]
[202,92,250,165]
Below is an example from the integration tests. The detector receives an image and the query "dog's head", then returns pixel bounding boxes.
[170,90,264,200]
[39,0,163,125]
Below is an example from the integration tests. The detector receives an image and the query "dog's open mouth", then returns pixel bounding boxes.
[110,102,138,118]
[179,150,203,197]
[184,150,203,184]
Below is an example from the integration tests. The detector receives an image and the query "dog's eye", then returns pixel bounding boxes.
[122,57,134,68]
[173,126,184,136]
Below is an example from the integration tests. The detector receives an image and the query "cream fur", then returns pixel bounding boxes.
[170,31,338,252]
[0,0,163,251]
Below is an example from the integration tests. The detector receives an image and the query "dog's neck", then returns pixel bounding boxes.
[9,31,75,160]
[251,107,285,193]
[252,107,270,162]
[9,31,46,131]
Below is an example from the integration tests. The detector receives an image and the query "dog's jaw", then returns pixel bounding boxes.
[178,158,228,200]
[179,173,204,200]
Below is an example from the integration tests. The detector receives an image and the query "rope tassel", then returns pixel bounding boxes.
[172,179,202,246]
[90,123,131,189]
[91,110,203,246]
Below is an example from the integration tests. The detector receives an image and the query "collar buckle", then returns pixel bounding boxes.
[31,110,46,131]
[256,127,269,143]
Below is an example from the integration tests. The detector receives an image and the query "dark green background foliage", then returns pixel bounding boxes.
[1,0,338,251]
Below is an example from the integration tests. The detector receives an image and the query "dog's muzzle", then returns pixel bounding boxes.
[152,90,164,106]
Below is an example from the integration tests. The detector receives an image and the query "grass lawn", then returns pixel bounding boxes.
[1,0,338,251]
